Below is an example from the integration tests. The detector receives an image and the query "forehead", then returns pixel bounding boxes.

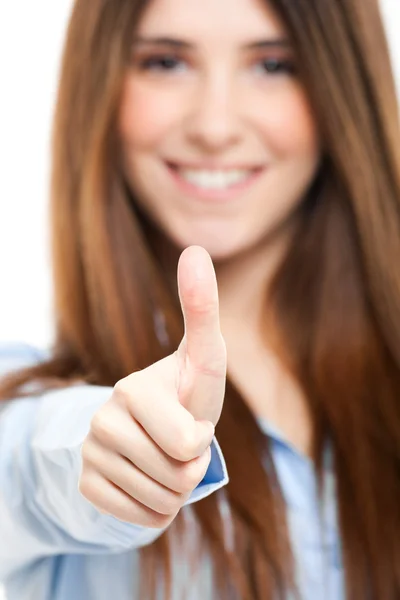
[137,0,287,41]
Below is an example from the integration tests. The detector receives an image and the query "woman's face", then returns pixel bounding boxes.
[118,0,320,260]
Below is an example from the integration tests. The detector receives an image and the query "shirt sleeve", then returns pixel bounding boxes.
[0,344,228,580]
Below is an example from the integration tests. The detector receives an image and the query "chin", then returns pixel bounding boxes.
[171,229,256,263]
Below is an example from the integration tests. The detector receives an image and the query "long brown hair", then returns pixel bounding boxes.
[2,0,400,598]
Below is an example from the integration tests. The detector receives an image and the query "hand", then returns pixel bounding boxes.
[79,246,227,528]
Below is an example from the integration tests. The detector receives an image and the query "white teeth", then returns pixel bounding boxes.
[178,169,252,190]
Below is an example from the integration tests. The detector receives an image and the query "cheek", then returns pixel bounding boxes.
[118,78,182,149]
[260,87,319,159]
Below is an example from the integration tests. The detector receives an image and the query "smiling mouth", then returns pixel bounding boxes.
[165,162,265,195]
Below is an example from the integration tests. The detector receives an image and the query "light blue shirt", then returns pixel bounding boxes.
[0,343,344,599]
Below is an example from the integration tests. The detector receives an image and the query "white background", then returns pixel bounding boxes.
[0,0,399,351]
[0,2,399,599]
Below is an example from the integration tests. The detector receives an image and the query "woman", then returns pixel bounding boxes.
[1,0,400,598]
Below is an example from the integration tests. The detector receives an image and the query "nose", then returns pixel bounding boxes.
[186,73,241,153]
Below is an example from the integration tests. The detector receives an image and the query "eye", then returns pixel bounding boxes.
[256,57,297,76]
[138,54,187,73]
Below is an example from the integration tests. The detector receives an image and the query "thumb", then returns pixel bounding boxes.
[177,246,227,425]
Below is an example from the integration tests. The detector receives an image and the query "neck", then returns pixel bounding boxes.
[216,227,294,338]
[215,225,313,457]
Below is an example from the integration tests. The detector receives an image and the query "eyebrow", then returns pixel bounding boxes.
[132,36,291,50]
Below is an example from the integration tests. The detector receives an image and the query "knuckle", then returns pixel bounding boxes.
[194,343,227,378]
[145,511,175,530]
[78,473,96,503]
[113,377,141,415]
[178,461,205,493]
[113,378,131,402]
[173,427,199,462]
[80,440,95,465]
[158,492,184,516]
[116,507,139,525]
[186,287,218,315]
[193,359,226,379]
[97,492,138,525]
[90,410,116,446]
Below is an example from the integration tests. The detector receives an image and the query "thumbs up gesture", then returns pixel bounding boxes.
[79,246,227,528]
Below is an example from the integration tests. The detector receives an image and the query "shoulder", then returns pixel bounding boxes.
[0,342,49,378]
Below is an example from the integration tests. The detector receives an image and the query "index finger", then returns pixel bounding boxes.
[177,246,227,424]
